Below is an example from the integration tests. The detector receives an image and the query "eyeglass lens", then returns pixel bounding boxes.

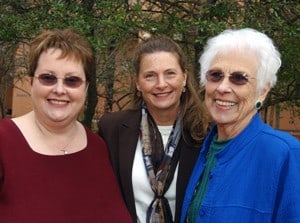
[36,73,84,88]
[206,70,250,85]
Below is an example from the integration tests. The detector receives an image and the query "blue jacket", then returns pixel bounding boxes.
[180,113,300,223]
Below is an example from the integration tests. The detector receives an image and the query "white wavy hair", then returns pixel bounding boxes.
[199,28,281,92]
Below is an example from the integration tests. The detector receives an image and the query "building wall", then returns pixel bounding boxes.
[11,76,32,117]
[273,108,300,139]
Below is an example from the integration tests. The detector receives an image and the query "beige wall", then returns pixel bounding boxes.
[11,76,32,117]
[274,108,300,139]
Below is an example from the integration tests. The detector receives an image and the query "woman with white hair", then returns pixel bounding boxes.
[180,28,300,223]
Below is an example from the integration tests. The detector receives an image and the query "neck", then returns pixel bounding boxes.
[32,111,77,135]
[31,111,80,154]
[148,108,179,126]
[216,113,255,140]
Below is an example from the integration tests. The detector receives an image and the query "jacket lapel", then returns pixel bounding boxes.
[118,110,141,220]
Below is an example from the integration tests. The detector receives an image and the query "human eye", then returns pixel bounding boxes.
[36,73,57,85]
[206,70,224,82]
[165,70,177,78]
[230,72,249,85]
[64,76,84,88]
[144,73,156,80]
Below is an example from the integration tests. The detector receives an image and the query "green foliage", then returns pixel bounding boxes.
[0,0,299,125]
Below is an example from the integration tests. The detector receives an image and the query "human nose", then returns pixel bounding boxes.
[216,76,232,93]
[156,75,167,88]
[52,79,67,94]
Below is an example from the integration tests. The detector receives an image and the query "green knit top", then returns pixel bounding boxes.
[186,135,231,222]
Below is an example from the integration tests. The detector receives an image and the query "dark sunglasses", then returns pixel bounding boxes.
[35,73,85,88]
[206,70,255,85]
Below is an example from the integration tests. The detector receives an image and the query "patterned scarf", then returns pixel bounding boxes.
[140,103,182,223]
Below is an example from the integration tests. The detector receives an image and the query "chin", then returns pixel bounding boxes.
[212,115,232,125]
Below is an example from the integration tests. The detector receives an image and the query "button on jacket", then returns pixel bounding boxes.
[181,114,300,223]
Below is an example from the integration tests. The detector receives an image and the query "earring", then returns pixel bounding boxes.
[136,90,141,97]
[255,100,262,110]
[182,86,186,93]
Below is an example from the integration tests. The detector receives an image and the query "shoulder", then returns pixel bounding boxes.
[0,118,15,134]
[84,125,112,155]
[98,109,141,137]
[0,118,9,127]
[247,114,299,151]
[260,124,300,150]
[0,119,24,152]
[251,125,300,168]
[98,109,140,127]
[101,109,139,121]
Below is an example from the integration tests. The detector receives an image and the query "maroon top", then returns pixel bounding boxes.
[0,118,133,223]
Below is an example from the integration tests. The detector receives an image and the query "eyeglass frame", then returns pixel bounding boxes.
[205,69,256,86]
[34,73,87,88]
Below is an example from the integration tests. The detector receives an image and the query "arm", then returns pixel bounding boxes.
[273,145,300,223]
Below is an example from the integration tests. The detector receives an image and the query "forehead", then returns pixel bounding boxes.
[40,48,80,62]
[141,51,179,62]
[210,50,258,75]
[139,51,181,71]
[38,49,83,68]
[37,48,84,74]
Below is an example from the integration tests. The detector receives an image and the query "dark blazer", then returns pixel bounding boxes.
[98,109,201,223]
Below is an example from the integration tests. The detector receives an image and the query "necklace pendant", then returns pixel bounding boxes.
[61,149,68,155]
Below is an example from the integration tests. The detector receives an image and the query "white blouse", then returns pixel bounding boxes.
[132,125,179,223]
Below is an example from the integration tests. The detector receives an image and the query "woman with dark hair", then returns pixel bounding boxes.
[98,35,208,223]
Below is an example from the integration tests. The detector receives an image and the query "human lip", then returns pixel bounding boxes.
[48,99,69,105]
[153,91,172,97]
[215,99,236,107]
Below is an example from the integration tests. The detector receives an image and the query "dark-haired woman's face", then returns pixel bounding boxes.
[136,51,186,116]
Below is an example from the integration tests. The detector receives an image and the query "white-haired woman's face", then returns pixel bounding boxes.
[204,50,270,139]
